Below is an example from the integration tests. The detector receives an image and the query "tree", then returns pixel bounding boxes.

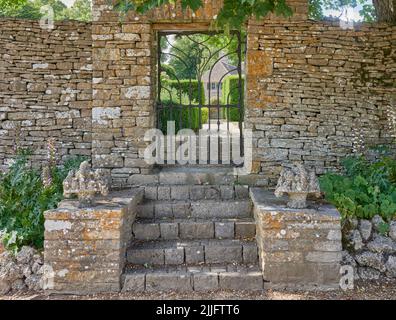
[63,0,92,21]
[115,0,396,26]
[0,0,92,21]
[115,0,293,31]
[373,0,396,23]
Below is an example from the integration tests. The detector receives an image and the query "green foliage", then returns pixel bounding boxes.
[162,79,205,105]
[221,75,244,122]
[308,0,375,22]
[159,87,208,133]
[63,0,92,22]
[0,0,92,22]
[319,154,396,222]
[0,150,86,253]
[113,0,377,28]
[114,0,293,30]
[377,221,390,235]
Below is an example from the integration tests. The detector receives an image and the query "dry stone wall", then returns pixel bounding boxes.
[0,19,92,171]
[246,19,396,185]
[0,0,395,188]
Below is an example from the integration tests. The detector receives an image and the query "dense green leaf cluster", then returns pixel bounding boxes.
[319,153,396,221]
[158,87,208,133]
[162,79,205,104]
[221,75,244,122]
[0,150,86,253]
[0,0,92,22]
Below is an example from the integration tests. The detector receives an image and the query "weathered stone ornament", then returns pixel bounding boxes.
[274,163,321,209]
[63,161,110,207]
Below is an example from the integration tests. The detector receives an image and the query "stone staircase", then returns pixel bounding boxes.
[122,166,264,292]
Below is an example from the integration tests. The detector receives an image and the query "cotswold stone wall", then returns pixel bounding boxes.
[0,0,395,187]
[0,19,92,171]
[90,0,309,187]
[246,20,396,184]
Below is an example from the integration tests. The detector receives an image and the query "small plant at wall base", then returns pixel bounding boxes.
[319,151,396,222]
[0,149,86,253]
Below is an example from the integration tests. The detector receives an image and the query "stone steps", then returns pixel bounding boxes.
[122,265,264,292]
[137,199,252,219]
[128,165,268,187]
[132,218,256,240]
[142,184,250,201]
[124,166,263,292]
[126,239,258,266]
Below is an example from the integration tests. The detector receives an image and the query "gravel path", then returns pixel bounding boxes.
[1,279,396,300]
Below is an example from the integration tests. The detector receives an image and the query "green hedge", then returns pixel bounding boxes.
[162,79,205,105]
[221,75,244,122]
[158,103,208,134]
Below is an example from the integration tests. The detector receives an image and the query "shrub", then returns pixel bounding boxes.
[319,153,396,222]
[0,150,86,253]
[221,75,244,122]
[162,79,205,105]
[159,87,208,133]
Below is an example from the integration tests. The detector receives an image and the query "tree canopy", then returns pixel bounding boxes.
[115,0,394,27]
[0,0,92,21]
[0,0,395,25]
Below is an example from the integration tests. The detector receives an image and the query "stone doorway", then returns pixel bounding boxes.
[155,30,246,166]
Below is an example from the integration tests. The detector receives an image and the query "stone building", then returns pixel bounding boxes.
[1,0,396,292]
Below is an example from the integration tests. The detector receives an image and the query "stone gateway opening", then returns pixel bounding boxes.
[155,31,246,166]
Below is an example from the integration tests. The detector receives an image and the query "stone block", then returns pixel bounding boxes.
[190,186,205,200]
[122,274,145,292]
[137,203,154,219]
[220,186,234,200]
[243,244,258,263]
[219,273,263,290]
[160,223,179,239]
[179,222,214,239]
[170,186,189,200]
[144,186,157,200]
[127,248,164,265]
[133,223,160,240]
[215,222,235,239]
[154,203,173,218]
[146,273,192,292]
[235,185,249,199]
[235,222,256,239]
[193,273,219,291]
[185,246,204,264]
[164,247,185,265]
[205,245,242,264]
[157,186,170,200]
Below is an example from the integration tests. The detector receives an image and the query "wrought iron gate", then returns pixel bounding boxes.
[156,31,245,165]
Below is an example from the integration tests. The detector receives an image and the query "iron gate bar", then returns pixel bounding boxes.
[156,30,245,165]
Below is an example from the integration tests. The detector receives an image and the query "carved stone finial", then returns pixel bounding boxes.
[274,163,321,209]
[63,161,110,207]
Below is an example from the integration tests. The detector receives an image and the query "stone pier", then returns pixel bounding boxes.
[43,189,143,294]
[250,188,342,290]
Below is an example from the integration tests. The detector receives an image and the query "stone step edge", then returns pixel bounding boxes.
[128,238,258,249]
[136,199,253,219]
[142,184,250,201]
[133,217,255,223]
[121,271,264,292]
[132,219,256,241]
[128,173,268,187]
